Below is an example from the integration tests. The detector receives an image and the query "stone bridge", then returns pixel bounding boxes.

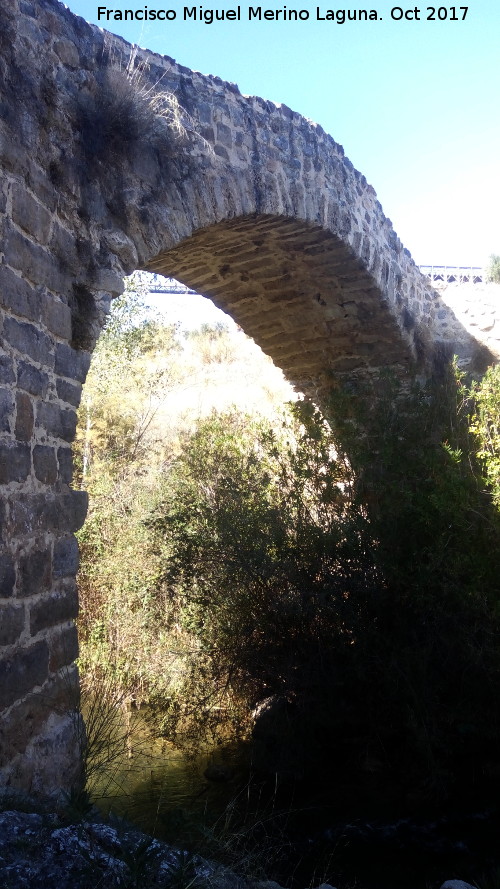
[0,0,498,796]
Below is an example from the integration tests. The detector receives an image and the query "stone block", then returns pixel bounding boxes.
[17,361,49,397]
[11,183,52,245]
[0,673,74,767]
[0,355,15,386]
[33,444,57,484]
[0,501,7,546]
[48,623,79,672]
[0,124,28,178]
[3,317,53,368]
[8,491,87,537]
[40,294,72,341]
[54,38,80,68]
[52,536,79,579]
[56,378,82,408]
[4,226,62,291]
[15,392,34,441]
[0,265,39,323]
[216,122,232,148]
[0,697,82,796]
[50,223,80,276]
[0,441,31,484]
[57,447,73,484]
[8,494,51,537]
[25,163,59,213]
[0,552,16,598]
[0,640,49,711]
[94,268,124,295]
[0,386,15,433]
[54,343,91,382]
[0,602,25,646]
[36,401,77,442]
[62,490,88,532]
[30,583,78,636]
[18,547,52,599]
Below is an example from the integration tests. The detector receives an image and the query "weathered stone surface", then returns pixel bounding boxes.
[0,698,82,796]
[17,361,49,397]
[18,548,52,599]
[0,265,39,323]
[15,392,34,441]
[440,882,476,889]
[57,447,73,484]
[11,182,52,245]
[54,343,91,382]
[30,584,78,636]
[0,387,15,433]
[52,536,79,579]
[0,442,31,484]
[8,491,88,536]
[33,444,58,484]
[0,670,80,770]
[36,401,77,442]
[0,355,15,385]
[0,807,482,889]
[0,552,16,598]
[3,227,62,292]
[0,603,25,646]
[0,809,249,889]
[3,317,53,367]
[0,641,49,711]
[41,294,72,340]
[56,378,82,408]
[48,623,79,672]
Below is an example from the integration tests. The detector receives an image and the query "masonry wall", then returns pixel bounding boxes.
[0,0,496,796]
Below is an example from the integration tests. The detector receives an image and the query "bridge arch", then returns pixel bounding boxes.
[0,0,490,796]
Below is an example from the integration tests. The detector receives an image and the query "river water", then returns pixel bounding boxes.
[84,701,500,889]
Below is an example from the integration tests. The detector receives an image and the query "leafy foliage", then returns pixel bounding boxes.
[76,282,294,699]
[470,363,500,506]
[149,366,500,807]
[486,254,500,284]
[77,283,500,814]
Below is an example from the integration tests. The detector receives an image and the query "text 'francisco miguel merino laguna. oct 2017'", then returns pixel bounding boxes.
[96,6,470,24]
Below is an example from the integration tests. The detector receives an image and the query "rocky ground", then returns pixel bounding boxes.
[0,808,480,889]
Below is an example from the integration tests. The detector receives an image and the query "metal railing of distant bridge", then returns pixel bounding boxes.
[145,274,198,295]
[419,266,485,284]
[141,269,487,294]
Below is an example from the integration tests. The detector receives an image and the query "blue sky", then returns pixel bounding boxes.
[65,1,499,267]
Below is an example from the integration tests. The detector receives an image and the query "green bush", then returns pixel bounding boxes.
[486,254,500,284]
[149,368,500,808]
[77,285,500,815]
[471,363,500,507]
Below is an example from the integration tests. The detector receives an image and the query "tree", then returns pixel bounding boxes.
[149,372,500,807]
[486,253,500,283]
[75,277,180,483]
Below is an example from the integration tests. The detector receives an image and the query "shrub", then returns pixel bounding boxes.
[149,368,500,809]
[78,47,187,167]
[486,254,500,284]
[471,363,500,506]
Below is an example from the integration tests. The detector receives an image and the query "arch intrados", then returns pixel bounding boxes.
[143,213,414,400]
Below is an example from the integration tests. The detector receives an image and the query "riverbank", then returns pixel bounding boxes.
[0,807,481,889]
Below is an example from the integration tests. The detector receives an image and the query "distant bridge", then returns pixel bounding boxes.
[146,268,486,296]
[145,273,198,295]
[419,266,485,284]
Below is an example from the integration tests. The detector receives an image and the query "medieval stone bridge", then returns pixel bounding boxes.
[0,0,498,795]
